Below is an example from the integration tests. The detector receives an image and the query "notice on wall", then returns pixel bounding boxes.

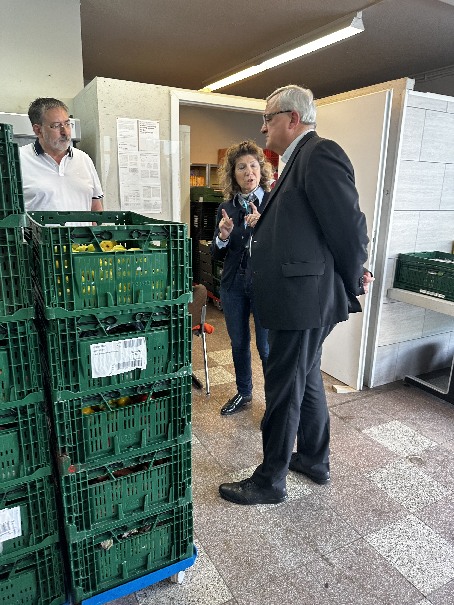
[117,118,162,213]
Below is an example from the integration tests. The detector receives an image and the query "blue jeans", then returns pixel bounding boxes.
[220,270,269,397]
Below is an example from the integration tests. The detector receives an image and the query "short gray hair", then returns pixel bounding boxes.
[266,85,316,125]
[28,98,68,125]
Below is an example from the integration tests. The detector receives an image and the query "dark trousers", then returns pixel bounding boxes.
[220,270,269,396]
[252,325,335,491]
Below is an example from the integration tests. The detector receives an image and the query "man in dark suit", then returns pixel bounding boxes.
[219,85,371,505]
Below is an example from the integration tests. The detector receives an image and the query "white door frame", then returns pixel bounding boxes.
[170,88,265,221]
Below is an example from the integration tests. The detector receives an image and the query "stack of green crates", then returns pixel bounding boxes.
[27,210,194,603]
[0,123,66,605]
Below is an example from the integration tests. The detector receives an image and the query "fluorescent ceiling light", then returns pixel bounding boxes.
[201,12,364,92]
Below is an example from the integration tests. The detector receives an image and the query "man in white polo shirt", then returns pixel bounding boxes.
[20,97,104,212]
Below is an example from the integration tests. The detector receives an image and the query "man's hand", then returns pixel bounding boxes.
[363,270,374,294]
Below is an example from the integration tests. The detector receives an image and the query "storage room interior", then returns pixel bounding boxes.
[1,1,454,605]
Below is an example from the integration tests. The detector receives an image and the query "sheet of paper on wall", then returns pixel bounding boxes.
[117,118,162,213]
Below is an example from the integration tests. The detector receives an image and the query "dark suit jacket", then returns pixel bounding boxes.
[251,132,369,330]
[210,192,269,291]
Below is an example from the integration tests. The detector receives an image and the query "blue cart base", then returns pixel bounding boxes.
[68,546,198,605]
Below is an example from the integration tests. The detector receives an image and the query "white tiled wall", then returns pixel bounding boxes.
[373,91,454,386]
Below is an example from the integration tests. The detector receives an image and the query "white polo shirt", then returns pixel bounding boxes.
[20,139,104,212]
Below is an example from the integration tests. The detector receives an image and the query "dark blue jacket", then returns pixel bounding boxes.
[210,192,269,291]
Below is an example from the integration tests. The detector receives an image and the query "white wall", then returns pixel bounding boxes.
[373,91,454,385]
[0,0,84,113]
[74,78,175,219]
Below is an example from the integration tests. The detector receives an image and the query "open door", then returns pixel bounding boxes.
[317,90,392,390]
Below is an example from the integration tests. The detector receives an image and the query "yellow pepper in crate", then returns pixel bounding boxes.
[100,240,117,251]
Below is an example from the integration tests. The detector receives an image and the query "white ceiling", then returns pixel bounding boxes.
[80,0,454,100]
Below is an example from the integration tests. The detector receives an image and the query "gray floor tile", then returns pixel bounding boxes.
[426,579,454,605]
[107,595,139,605]
[369,387,454,446]
[363,420,438,456]
[207,348,233,365]
[192,415,264,473]
[319,468,408,534]
[365,514,454,595]
[331,395,394,429]
[277,493,361,556]
[367,458,452,512]
[411,443,454,491]
[330,414,398,471]
[196,365,235,386]
[417,495,454,543]
[306,538,424,604]
[135,541,232,605]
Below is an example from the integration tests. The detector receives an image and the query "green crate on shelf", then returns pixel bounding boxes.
[0,475,59,560]
[0,142,23,218]
[0,124,13,143]
[189,186,223,202]
[0,217,33,319]
[0,319,42,405]
[0,400,51,486]
[393,251,454,301]
[38,305,191,399]
[68,503,193,603]
[0,543,65,605]
[60,441,191,539]
[28,210,192,317]
[52,374,192,468]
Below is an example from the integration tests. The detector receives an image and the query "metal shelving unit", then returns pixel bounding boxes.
[190,163,219,188]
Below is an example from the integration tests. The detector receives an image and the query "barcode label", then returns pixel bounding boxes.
[0,506,21,544]
[90,337,148,378]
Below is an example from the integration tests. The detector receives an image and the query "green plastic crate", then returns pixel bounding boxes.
[393,251,454,301]
[38,305,191,399]
[189,186,223,202]
[0,141,23,218]
[0,319,42,405]
[0,475,59,560]
[0,217,34,320]
[0,124,13,143]
[0,543,65,605]
[60,441,192,539]
[0,400,51,486]
[28,211,192,317]
[68,503,193,603]
[52,374,192,468]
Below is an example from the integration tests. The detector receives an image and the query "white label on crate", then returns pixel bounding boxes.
[0,506,21,544]
[90,337,147,378]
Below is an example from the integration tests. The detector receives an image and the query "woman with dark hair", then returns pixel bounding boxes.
[211,140,272,418]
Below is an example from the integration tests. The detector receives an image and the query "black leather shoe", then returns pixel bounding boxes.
[289,453,330,485]
[219,477,287,505]
[220,393,252,416]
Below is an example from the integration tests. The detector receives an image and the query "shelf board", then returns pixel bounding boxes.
[387,288,454,317]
